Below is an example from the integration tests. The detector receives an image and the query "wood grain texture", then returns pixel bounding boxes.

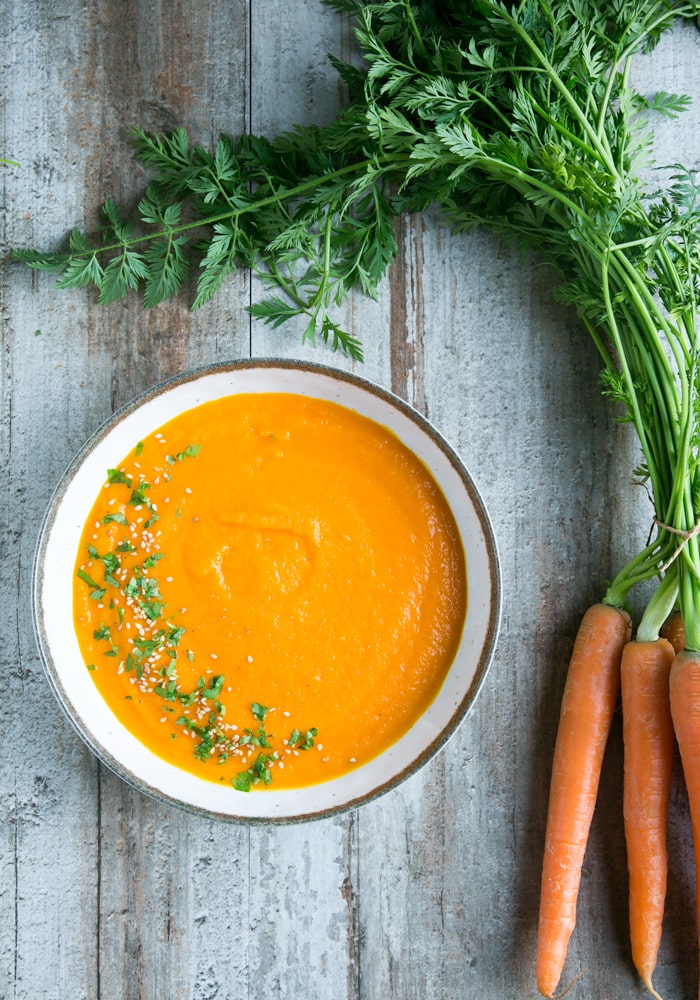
[3,3,700,999]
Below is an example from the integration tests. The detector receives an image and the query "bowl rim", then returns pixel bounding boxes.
[32,357,502,823]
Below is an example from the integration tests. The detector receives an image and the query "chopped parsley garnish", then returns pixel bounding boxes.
[107,468,132,486]
[80,438,321,791]
[143,552,164,569]
[166,443,201,465]
[168,625,185,645]
[198,674,225,700]
[93,623,118,657]
[154,680,178,701]
[232,751,280,791]
[77,568,106,601]
[102,552,120,572]
[125,570,164,620]
[289,727,319,751]
[239,726,272,749]
[129,484,151,506]
[251,702,269,722]
[102,511,128,526]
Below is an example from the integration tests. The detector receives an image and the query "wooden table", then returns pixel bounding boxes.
[3,4,700,998]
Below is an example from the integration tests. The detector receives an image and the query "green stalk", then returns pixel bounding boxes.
[492,1,620,179]
[680,555,700,651]
[604,534,677,608]
[403,0,428,61]
[636,565,679,642]
[24,155,396,267]
[599,248,664,491]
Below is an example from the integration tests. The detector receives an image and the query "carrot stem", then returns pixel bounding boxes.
[636,570,679,645]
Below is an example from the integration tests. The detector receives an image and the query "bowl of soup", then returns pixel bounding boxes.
[33,359,501,822]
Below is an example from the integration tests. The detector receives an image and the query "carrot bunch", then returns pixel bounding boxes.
[537,586,700,998]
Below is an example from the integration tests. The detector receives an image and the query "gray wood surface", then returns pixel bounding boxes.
[2,3,700,998]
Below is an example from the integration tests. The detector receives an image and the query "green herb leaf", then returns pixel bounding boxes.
[77,568,107,600]
[102,511,128,526]
[198,675,225,700]
[107,468,132,486]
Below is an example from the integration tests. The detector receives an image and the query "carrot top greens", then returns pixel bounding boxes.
[15,0,700,644]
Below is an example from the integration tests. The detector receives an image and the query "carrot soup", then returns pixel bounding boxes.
[73,392,467,790]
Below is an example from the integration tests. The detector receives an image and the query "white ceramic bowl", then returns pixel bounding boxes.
[33,360,501,823]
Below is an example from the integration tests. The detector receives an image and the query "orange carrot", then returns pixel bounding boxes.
[669,650,700,1000]
[621,638,675,999]
[661,611,686,655]
[537,602,631,997]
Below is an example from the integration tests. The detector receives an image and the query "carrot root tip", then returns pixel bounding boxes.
[545,970,585,998]
[641,977,664,1000]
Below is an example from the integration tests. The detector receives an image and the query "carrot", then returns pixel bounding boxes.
[537,602,632,997]
[661,611,686,655]
[669,649,700,1000]
[621,638,675,1000]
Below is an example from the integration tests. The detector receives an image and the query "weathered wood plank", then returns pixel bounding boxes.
[4,4,700,1000]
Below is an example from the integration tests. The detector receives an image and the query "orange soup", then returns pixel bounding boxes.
[73,392,467,790]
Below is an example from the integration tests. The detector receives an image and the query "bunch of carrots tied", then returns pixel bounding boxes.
[14,0,700,994]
